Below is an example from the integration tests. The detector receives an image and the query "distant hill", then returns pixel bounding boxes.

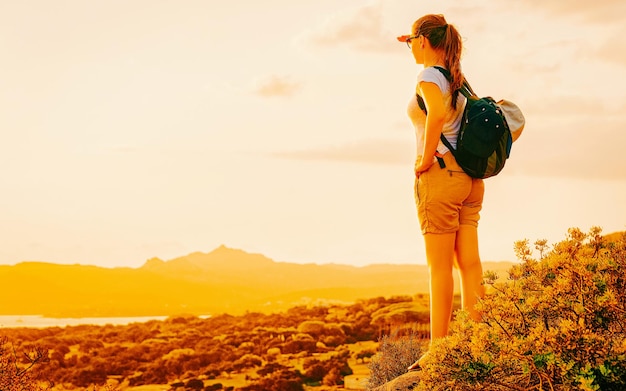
[0,245,516,317]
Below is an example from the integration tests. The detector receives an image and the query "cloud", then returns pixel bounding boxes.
[273,138,414,166]
[271,105,626,182]
[298,2,399,53]
[253,75,301,98]
[519,95,614,117]
[509,144,626,181]
[507,106,626,181]
[518,0,626,23]
[595,25,626,66]
[524,1,626,66]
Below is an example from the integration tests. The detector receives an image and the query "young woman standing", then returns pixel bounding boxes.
[399,14,485,370]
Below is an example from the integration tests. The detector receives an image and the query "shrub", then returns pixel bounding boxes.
[297,321,326,336]
[281,339,317,354]
[239,369,303,391]
[367,328,425,389]
[322,367,343,386]
[303,358,326,384]
[185,378,204,389]
[232,354,262,372]
[369,227,626,391]
[0,336,50,391]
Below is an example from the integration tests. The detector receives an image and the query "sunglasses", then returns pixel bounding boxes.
[397,34,421,48]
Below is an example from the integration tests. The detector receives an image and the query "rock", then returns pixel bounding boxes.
[370,371,421,391]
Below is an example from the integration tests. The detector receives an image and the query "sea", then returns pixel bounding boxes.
[0,315,175,328]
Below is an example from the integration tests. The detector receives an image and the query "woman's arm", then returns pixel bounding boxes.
[415,81,446,176]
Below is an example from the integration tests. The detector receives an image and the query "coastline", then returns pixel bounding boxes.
[0,314,211,328]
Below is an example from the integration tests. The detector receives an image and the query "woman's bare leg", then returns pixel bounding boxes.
[455,224,484,321]
[408,232,456,371]
[425,232,456,338]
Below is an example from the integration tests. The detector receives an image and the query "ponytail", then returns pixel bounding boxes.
[412,15,464,109]
[443,23,463,109]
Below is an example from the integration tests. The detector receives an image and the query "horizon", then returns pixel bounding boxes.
[1,1,625,269]
[0,243,517,319]
[9,234,622,270]
[0,244,518,269]
[3,243,525,269]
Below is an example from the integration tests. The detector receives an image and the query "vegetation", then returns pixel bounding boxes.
[366,329,425,389]
[0,296,424,390]
[369,227,626,390]
[0,336,49,391]
[3,227,623,390]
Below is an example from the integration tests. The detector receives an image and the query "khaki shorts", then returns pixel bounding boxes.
[414,152,484,234]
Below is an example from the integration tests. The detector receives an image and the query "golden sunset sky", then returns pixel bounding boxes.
[1,0,625,268]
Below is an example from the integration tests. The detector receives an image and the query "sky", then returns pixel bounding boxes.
[1,0,625,268]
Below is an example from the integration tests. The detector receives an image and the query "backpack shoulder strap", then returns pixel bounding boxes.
[415,92,458,156]
[433,66,475,99]
[439,132,455,152]
[423,66,467,155]
[417,66,473,110]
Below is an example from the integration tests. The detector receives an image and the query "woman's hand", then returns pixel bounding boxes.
[415,156,435,177]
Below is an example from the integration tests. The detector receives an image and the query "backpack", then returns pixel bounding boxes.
[416,67,524,179]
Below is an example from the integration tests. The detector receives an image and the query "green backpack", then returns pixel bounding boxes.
[417,67,520,179]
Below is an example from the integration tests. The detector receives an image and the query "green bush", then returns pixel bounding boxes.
[369,227,626,391]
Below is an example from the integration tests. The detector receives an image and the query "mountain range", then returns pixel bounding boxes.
[0,245,515,317]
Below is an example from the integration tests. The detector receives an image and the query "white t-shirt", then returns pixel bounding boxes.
[407,66,466,156]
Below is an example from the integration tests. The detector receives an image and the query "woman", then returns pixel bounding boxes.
[399,14,485,370]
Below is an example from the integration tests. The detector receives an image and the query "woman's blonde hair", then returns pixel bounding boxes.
[412,14,463,109]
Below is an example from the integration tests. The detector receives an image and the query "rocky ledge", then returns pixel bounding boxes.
[370,371,422,391]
